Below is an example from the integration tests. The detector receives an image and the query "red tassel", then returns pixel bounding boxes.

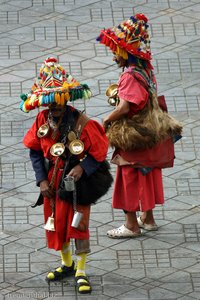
[45,57,57,63]
[105,37,110,47]
[135,14,148,23]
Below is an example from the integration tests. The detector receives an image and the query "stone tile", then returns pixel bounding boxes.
[0,0,200,299]
[149,286,182,299]
[115,287,149,300]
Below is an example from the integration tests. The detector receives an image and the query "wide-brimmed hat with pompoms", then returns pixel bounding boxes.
[97,13,151,62]
[20,57,92,113]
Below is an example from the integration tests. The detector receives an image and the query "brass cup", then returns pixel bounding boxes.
[37,124,49,138]
[69,139,84,155]
[50,143,65,157]
[68,130,77,142]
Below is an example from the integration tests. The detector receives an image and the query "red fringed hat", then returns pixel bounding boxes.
[97,14,151,61]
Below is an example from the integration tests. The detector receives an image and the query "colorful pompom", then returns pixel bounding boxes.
[20,94,28,101]
[19,57,92,112]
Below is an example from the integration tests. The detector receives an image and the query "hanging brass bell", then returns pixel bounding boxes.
[106,83,118,98]
[44,214,55,231]
[37,123,50,138]
[105,83,119,106]
[69,139,84,155]
[50,142,65,157]
[108,97,119,106]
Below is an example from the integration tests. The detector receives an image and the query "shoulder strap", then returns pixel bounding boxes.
[127,67,156,92]
[75,112,90,137]
[129,68,168,112]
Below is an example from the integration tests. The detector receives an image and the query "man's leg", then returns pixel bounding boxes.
[125,211,141,233]
[140,209,156,225]
[46,241,76,281]
[107,211,141,238]
[75,239,91,294]
[138,209,158,231]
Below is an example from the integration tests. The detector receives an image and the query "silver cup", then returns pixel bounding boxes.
[71,211,83,228]
[64,175,75,191]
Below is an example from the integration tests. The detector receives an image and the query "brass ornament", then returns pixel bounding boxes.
[105,83,119,106]
[106,83,118,98]
[50,142,65,157]
[37,123,49,138]
[68,130,77,142]
[108,97,119,106]
[69,139,84,155]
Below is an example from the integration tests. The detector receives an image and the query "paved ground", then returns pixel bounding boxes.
[0,0,200,299]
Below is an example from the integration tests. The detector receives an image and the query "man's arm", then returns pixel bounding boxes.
[29,149,48,186]
[79,154,101,176]
[30,149,55,199]
[102,98,130,129]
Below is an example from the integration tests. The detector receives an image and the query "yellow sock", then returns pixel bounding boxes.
[60,242,73,267]
[75,253,91,293]
[46,242,73,280]
[76,252,86,276]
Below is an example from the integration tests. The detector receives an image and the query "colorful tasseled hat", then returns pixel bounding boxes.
[96,13,151,61]
[20,57,92,113]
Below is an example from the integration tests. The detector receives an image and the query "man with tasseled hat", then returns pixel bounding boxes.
[20,57,113,293]
[97,14,182,238]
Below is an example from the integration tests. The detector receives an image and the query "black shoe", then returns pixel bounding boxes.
[46,261,76,282]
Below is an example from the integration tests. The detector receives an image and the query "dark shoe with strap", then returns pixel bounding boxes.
[75,275,92,294]
[46,261,76,282]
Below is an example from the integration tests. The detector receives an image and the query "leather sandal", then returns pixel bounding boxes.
[137,216,158,231]
[46,261,76,282]
[75,275,92,294]
[107,224,141,239]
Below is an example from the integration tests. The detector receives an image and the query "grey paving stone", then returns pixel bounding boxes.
[149,286,182,299]
[0,1,199,299]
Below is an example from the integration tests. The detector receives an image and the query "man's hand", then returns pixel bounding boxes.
[102,117,110,131]
[40,180,55,199]
[102,98,130,130]
[67,165,83,181]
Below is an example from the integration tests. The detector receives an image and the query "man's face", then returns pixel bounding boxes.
[48,103,66,118]
[112,53,127,68]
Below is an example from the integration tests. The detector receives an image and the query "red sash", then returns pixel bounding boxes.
[113,137,175,169]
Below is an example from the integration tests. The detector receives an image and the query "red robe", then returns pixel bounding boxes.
[112,68,164,212]
[23,108,108,250]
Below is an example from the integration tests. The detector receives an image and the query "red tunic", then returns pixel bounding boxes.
[112,67,164,212]
[23,108,108,250]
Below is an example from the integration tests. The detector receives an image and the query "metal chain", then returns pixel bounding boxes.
[72,185,77,212]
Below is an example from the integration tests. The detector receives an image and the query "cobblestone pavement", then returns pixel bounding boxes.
[0,1,200,299]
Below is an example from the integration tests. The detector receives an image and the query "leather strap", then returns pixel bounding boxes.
[74,112,90,137]
[127,68,168,112]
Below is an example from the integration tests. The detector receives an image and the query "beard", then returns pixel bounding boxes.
[113,56,127,68]
[49,106,66,118]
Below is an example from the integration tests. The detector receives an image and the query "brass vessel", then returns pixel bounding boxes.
[37,123,49,138]
[50,142,65,157]
[69,139,84,155]
[68,130,77,142]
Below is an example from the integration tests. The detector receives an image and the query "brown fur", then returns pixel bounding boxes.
[106,92,182,151]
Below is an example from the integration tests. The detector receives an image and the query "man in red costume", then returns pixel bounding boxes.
[97,14,182,238]
[21,57,111,293]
